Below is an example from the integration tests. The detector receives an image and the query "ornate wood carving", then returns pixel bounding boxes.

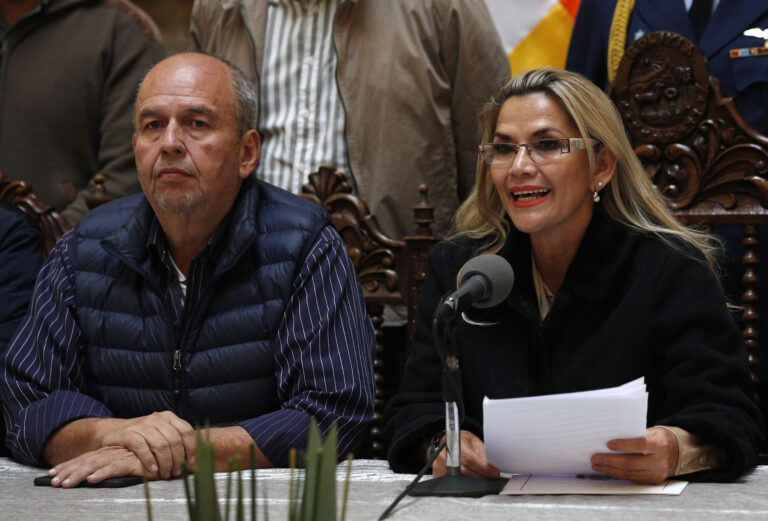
[610,31,768,222]
[609,31,768,395]
[301,166,437,456]
[0,170,72,258]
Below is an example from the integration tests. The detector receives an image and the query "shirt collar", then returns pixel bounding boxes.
[146,208,235,272]
[498,211,636,304]
[531,251,554,320]
[683,0,721,12]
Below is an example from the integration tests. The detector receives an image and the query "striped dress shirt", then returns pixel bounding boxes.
[1,221,375,466]
[257,0,351,193]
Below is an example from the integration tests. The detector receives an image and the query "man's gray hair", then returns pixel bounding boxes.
[225,59,258,138]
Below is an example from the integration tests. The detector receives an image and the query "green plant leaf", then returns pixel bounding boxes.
[143,463,153,521]
[177,422,351,521]
[340,454,353,521]
[250,444,257,521]
[237,451,245,521]
[195,428,222,521]
[300,419,322,521]
[225,458,233,521]
[292,455,304,521]
[288,449,297,521]
[314,424,337,521]
[182,462,196,521]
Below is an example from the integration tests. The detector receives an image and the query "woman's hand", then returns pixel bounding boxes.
[590,426,679,484]
[432,430,500,480]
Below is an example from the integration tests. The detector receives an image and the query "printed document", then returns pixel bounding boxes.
[483,377,648,476]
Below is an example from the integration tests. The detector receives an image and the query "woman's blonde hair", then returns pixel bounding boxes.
[455,67,719,268]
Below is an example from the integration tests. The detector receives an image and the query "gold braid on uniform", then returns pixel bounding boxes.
[607,0,636,83]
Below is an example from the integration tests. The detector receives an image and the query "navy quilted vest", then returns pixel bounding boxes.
[72,178,330,426]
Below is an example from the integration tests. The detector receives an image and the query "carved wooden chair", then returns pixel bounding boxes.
[0,170,72,258]
[608,31,768,400]
[301,166,437,457]
[0,171,113,259]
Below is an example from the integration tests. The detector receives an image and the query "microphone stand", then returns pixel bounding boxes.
[408,311,507,497]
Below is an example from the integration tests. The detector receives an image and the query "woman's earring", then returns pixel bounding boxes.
[592,181,603,203]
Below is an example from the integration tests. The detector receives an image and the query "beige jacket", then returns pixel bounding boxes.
[190,0,508,238]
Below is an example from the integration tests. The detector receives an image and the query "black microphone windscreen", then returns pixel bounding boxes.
[458,254,514,309]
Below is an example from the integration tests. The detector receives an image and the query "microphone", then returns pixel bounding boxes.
[410,252,515,499]
[434,254,514,321]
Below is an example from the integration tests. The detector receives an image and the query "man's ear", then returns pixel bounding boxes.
[239,130,260,179]
[593,144,617,190]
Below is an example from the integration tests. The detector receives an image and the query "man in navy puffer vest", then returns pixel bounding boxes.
[0,53,376,487]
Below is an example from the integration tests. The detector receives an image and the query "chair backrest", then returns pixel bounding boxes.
[0,171,115,259]
[608,31,768,397]
[301,166,437,457]
[0,170,72,258]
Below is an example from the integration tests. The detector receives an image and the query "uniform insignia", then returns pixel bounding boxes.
[743,27,768,40]
[730,27,768,58]
[730,47,768,58]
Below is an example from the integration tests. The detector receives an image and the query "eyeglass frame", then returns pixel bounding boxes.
[478,137,600,166]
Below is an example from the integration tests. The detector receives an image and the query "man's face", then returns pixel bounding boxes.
[133,54,250,217]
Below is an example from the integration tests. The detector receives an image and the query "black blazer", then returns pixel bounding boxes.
[382,212,764,481]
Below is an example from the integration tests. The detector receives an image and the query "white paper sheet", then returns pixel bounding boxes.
[501,474,688,495]
[483,377,648,475]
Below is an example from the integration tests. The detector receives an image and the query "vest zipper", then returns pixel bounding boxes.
[173,349,182,395]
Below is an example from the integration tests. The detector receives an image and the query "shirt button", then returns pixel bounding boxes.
[300,109,310,119]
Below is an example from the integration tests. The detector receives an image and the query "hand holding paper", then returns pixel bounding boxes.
[483,377,649,476]
[591,426,679,484]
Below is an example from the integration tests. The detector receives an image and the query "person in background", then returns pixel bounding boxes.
[0,0,165,223]
[189,0,508,239]
[382,68,763,484]
[1,53,375,487]
[0,201,42,457]
[566,0,768,134]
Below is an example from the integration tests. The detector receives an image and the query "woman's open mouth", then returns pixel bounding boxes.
[512,188,551,202]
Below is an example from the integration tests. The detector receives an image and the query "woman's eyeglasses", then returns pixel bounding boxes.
[478,138,599,166]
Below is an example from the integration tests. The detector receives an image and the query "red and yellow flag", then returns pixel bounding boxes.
[486,0,581,76]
